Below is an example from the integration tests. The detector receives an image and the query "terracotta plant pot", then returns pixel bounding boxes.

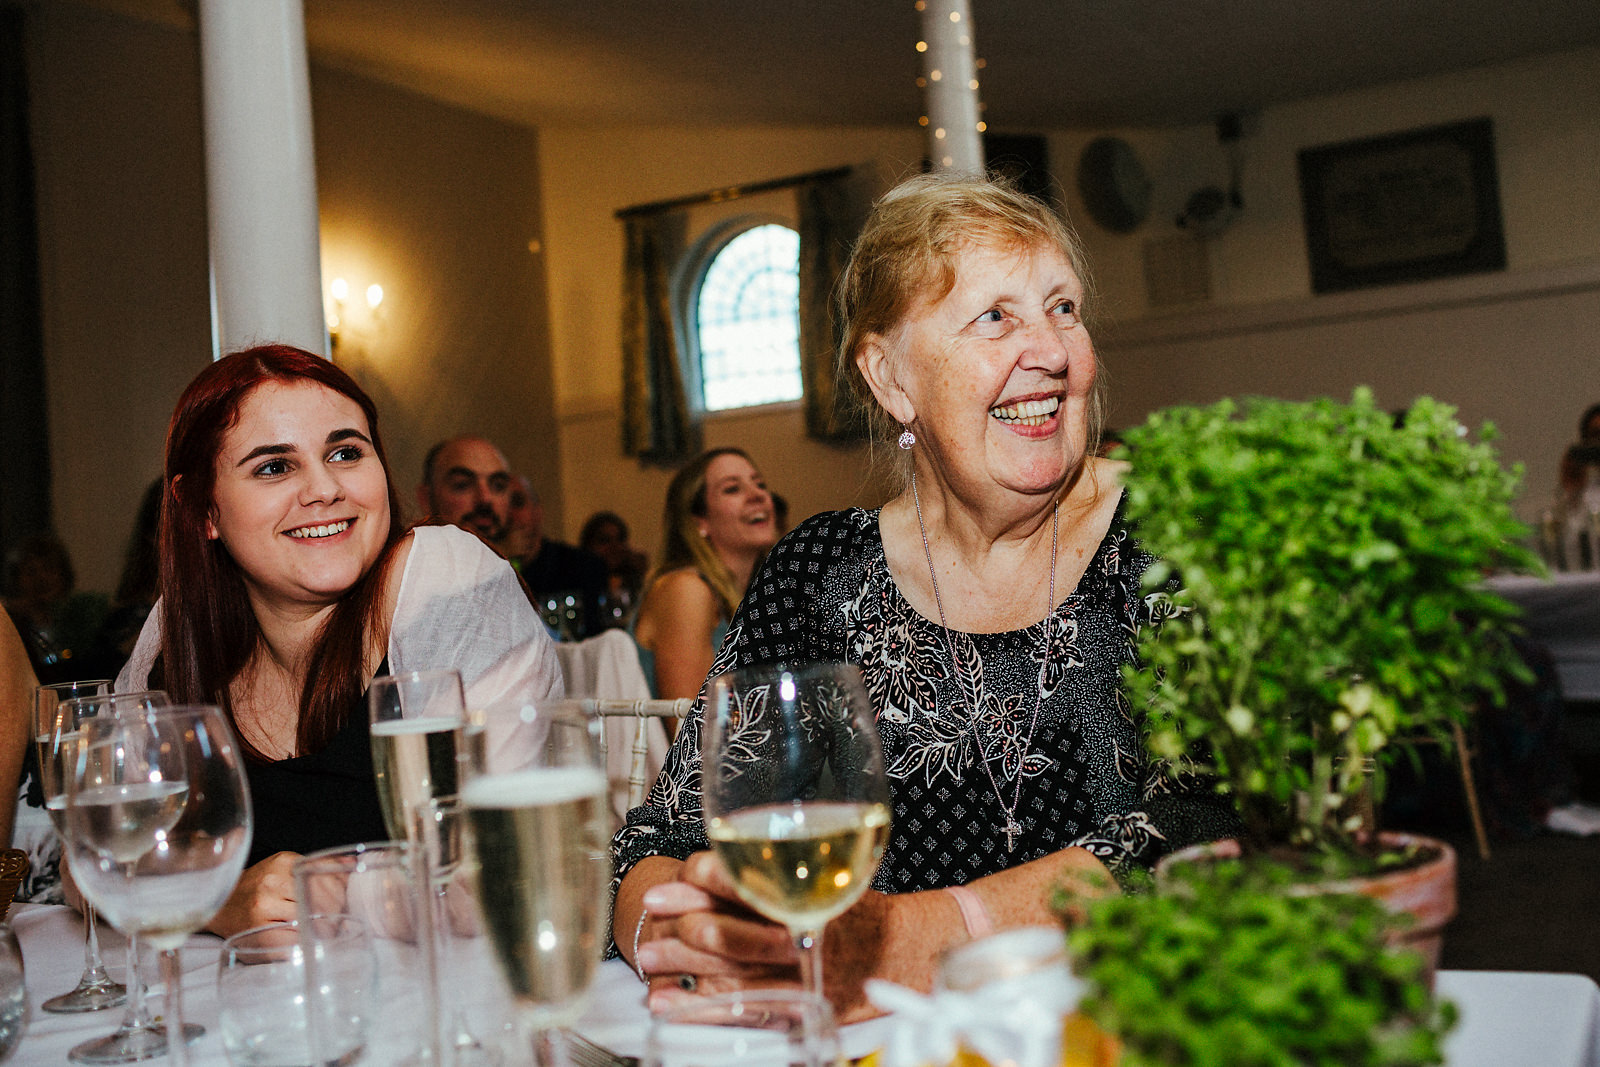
[1155,832,1458,989]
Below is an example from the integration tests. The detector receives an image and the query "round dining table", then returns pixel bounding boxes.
[8,903,1598,1065]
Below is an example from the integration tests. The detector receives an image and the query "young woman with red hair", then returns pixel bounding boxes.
[116,344,562,937]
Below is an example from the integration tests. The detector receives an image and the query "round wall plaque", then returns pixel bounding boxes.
[1076,137,1152,234]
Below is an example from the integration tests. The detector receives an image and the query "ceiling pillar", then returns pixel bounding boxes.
[198,0,328,359]
[918,0,984,173]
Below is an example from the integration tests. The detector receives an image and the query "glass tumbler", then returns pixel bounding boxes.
[643,991,839,1067]
[218,917,373,1067]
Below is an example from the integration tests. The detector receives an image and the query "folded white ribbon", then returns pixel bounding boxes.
[865,961,1084,1067]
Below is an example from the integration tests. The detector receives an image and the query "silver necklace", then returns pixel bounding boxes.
[910,470,1057,853]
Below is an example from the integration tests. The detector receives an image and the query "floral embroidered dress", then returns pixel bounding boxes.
[610,502,1235,899]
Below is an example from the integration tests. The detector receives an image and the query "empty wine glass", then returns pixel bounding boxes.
[63,704,253,1067]
[702,662,890,1002]
[460,701,609,1067]
[30,679,122,1016]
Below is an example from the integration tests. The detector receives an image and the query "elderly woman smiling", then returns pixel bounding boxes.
[611,174,1234,1016]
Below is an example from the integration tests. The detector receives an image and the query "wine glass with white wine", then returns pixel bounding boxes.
[460,701,609,1067]
[63,704,253,1067]
[702,662,890,1002]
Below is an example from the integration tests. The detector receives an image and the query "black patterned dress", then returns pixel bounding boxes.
[610,502,1236,905]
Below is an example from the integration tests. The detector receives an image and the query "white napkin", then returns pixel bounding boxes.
[865,958,1084,1067]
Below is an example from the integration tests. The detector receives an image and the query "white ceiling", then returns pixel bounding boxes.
[55,0,1600,130]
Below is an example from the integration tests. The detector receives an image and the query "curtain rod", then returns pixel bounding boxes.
[614,165,854,220]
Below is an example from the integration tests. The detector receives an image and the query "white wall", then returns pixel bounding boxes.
[1046,46,1600,519]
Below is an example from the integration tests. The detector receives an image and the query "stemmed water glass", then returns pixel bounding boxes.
[702,662,891,1001]
[49,690,180,1064]
[460,700,609,1067]
[30,679,123,1016]
[62,704,253,1067]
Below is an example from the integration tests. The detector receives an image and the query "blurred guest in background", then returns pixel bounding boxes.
[580,509,649,615]
[2,533,108,684]
[117,345,561,938]
[415,434,513,546]
[630,448,777,701]
[83,477,164,679]
[510,478,610,640]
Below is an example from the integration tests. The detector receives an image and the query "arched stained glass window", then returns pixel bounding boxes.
[693,223,802,411]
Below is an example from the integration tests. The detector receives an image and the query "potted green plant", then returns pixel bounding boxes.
[1065,861,1458,1067]
[1117,390,1535,959]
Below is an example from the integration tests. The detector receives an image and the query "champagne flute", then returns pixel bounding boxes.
[63,704,253,1067]
[461,701,609,1067]
[30,679,123,1015]
[702,662,890,1001]
[54,690,180,1065]
[369,669,471,841]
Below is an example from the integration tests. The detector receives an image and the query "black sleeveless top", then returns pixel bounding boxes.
[150,654,390,867]
[243,670,390,867]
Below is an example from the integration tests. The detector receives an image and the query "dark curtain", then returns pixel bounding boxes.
[0,4,51,557]
[797,172,868,442]
[621,211,700,465]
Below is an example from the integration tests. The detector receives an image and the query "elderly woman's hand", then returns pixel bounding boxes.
[638,851,899,1022]
[203,852,301,939]
[635,850,798,1010]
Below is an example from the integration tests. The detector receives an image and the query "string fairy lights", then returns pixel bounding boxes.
[914,0,984,172]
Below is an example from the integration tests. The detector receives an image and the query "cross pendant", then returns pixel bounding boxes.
[1001,817,1023,853]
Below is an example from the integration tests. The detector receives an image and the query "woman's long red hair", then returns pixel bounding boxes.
[159,345,406,760]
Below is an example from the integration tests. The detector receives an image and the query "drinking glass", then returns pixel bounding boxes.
[460,700,609,1067]
[703,662,890,1000]
[53,690,181,1065]
[31,679,124,1015]
[413,797,514,1064]
[217,916,374,1067]
[643,991,840,1067]
[63,704,253,1067]
[369,669,471,841]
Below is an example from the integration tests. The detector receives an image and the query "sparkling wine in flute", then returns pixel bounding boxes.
[462,767,609,1028]
[708,800,890,930]
[371,715,466,839]
[67,780,190,864]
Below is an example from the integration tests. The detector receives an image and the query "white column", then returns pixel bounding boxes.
[917,0,984,174]
[198,0,327,358]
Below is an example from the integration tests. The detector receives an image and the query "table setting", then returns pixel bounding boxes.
[7,666,1600,1066]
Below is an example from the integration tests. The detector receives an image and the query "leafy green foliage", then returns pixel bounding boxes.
[1120,390,1536,854]
[1066,861,1457,1066]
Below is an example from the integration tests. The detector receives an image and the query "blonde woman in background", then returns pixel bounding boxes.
[631,448,778,701]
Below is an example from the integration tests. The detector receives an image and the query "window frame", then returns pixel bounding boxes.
[677,213,805,417]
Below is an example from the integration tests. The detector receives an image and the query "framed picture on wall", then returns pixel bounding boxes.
[1297,117,1506,294]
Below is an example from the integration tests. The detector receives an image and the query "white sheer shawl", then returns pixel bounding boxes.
[117,524,564,768]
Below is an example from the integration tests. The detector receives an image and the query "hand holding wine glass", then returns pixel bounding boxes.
[702,662,891,1002]
[63,704,253,1066]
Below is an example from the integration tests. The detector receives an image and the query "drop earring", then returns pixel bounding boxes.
[897,425,916,450]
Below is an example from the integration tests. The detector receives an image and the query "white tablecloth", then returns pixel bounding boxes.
[1485,572,1600,702]
[9,904,1599,1065]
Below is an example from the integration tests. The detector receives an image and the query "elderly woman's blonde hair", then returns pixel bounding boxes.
[835,173,1105,485]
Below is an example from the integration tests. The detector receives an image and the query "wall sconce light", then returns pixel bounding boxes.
[326,276,385,352]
